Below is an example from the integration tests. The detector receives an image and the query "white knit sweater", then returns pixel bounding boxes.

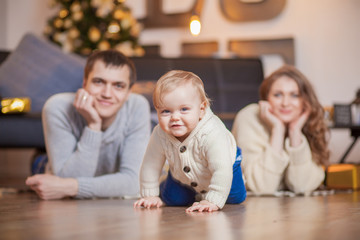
[232,104,325,195]
[139,108,237,208]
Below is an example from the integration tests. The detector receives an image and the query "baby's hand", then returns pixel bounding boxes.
[133,196,164,209]
[186,200,219,212]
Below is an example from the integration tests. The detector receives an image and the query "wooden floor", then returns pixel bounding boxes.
[1,190,360,240]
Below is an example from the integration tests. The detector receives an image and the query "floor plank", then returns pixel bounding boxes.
[0,191,359,240]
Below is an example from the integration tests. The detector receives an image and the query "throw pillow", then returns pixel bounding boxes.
[0,33,85,113]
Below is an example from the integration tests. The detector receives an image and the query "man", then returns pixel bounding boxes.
[26,50,151,200]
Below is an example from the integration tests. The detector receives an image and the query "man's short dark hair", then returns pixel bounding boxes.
[84,50,136,87]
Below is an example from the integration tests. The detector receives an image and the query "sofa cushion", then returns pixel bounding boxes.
[131,80,157,110]
[0,33,85,113]
[0,113,44,148]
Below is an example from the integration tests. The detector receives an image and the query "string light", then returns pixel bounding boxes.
[108,21,120,33]
[45,0,144,56]
[59,9,69,18]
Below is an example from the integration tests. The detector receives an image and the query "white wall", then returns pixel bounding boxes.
[1,0,359,163]
[0,1,6,48]
[3,0,54,50]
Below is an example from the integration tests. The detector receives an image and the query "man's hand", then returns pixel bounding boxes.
[25,174,78,200]
[133,196,164,209]
[73,88,102,131]
[186,200,219,212]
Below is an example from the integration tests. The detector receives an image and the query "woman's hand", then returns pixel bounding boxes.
[288,104,311,147]
[289,104,311,133]
[259,101,285,131]
[73,89,102,131]
[133,196,164,209]
[186,200,219,212]
[259,101,286,153]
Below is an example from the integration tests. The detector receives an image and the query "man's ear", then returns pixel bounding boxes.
[124,88,131,101]
[128,83,133,93]
[82,78,87,89]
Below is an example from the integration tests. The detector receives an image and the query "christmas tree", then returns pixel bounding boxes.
[44,0,144,56]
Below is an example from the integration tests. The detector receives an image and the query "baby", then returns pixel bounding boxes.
[134,70,246,212]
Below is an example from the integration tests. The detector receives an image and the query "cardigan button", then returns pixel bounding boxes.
[180,146,187,153]
[183,166,191,173]
[190,182,198,187]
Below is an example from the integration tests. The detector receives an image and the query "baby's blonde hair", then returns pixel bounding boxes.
[153,70,210,109]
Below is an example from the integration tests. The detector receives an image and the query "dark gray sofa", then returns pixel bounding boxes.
[0,35,263,150]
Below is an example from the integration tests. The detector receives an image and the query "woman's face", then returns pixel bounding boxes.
[267,76,304,124]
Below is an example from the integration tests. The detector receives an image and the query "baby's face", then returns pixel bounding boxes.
[156,82,205,142]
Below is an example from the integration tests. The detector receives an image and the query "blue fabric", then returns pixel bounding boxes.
[0,33,85,113]
[227,147,247,204]
[160,147,246,206]
[31,153,48,175]
[160,171,197,206]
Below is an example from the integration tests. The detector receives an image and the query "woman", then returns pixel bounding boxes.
[232,65,329,195]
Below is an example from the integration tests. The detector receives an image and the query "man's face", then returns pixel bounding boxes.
[83,60,131,124]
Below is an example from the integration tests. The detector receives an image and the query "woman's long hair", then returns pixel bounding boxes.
[259,65,330,166]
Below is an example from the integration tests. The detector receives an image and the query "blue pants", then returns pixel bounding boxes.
[31,153,48,175]
[160,147,246,206]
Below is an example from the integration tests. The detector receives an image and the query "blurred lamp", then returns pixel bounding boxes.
[1,97,31,114]
[190,15,201,36]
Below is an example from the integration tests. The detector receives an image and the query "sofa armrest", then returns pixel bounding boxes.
[0,113,44,149]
